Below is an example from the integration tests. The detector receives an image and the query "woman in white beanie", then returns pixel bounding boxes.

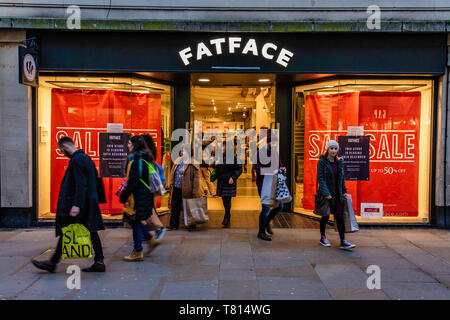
[316,140,356,250]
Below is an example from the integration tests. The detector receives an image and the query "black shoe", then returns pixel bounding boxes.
[257,233,272,241]
[186,225,197,230]
[31,259,56,273]
[167,225,178,230]
[266,222,273,235]
[222,215,230,227]
[82,261,106,272]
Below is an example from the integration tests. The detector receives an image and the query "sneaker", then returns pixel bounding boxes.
[155,228,166,240]
[340,240,356,250]
[319,237,331,247]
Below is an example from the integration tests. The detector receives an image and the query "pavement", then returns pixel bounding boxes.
[0,225,450,300]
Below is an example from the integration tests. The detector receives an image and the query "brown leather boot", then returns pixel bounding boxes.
[123,250,144,261]
[145,238,160,255]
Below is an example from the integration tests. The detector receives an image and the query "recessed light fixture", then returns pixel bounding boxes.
[375,90,383,92]
[324,85,334,88]
[228,107,231,111]
[145,82,151,85]
[79,78,87,81]
[258,79,270,83]
[199,78,210,82]
[131,83,140,86]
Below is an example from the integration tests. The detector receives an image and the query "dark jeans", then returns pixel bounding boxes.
[257,184,284,235]
[51,231,104,264]
[130,220,151,252]
[169,187,183,228]
[221,196,232,217]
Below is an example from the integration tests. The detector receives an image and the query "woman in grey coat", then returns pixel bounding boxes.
[317,140,356,250]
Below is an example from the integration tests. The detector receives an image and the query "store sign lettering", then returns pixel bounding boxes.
[308,132,415,160]
[179,37,294,67]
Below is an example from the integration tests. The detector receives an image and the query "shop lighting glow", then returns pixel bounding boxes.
[145,82,151,85]
[79,78,87,81]
[199,78,210,82]
[258,79,270,82]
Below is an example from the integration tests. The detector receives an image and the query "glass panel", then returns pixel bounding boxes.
[293,78,433,223]
[37,74,173,220]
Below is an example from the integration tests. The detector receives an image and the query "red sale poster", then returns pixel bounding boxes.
[51,89,161,215]
[303,92,359,210]
[303,91,421,217]
[357,92,421,217]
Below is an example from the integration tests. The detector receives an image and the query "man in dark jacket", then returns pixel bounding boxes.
[32,136,106,273]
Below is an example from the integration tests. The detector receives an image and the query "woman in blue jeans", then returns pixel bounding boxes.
[120,135,158,261]
[254,131,286,241]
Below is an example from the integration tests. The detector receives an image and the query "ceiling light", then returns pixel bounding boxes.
[145,82,151,85]
[199,78,210,82]
[191,109,194,112]
[258,79,270,83]
[79,78,87,81]
[235,106,238,109]
[228,107,231,111]
[324,85,334,88]
[131,83,140,86]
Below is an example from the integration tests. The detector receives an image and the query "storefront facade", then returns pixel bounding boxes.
[0,13,449,228]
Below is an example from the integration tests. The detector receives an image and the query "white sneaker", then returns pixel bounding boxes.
[340,240,356,250]
[320,237,331,247]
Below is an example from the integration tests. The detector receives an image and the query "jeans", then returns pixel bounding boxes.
[131,220,149,252]
[169,187,183,228]
[140,222,152,240]
[257,184,284,235]
[51,231,104,264]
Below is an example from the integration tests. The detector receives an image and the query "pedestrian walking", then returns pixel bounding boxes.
[31,136,106,272]
[120,135,159,261]
[167,144,201,230]
[141,133,166,241]
[254,131,286,241]
[212,142,243,227]
[317,140,356,250]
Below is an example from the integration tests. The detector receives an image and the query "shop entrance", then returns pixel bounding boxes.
[190,74,276,227]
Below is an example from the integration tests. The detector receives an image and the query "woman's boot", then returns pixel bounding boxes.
[222,213,230,227]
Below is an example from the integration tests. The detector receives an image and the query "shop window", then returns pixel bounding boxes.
[293,79,433,223]
[37,75,173,220]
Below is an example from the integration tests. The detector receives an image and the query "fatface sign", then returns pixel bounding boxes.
[179,37,294,68]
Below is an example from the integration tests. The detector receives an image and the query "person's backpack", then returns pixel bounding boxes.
[138,159,166,195]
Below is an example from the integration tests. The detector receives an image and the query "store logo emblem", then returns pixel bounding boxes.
[67,5,81,30]
[179,37,294,68]
[66,265,81,290]
[367,5,381,30]
[23,54,36,82]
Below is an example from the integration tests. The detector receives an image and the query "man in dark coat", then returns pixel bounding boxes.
[32,136,106,273]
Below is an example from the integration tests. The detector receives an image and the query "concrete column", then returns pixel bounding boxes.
[0,30,32,221]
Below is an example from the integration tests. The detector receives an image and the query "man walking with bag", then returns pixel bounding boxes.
[31,136,106,272]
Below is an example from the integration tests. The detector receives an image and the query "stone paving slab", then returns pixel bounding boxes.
[0,227,449,300]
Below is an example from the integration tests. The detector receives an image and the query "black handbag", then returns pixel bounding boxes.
[313,165,330,216]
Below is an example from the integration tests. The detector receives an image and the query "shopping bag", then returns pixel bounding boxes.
[143,208,164,231]
[183,197,209,226]
[275,172,292,203]
[343,194,359,233]
[260,174,278,207]
[61,224,93,259]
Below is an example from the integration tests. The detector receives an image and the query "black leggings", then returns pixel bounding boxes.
[320,214,345,242]
[222,196,232,217]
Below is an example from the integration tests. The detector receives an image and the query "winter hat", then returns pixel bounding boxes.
[327,140,339,150]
